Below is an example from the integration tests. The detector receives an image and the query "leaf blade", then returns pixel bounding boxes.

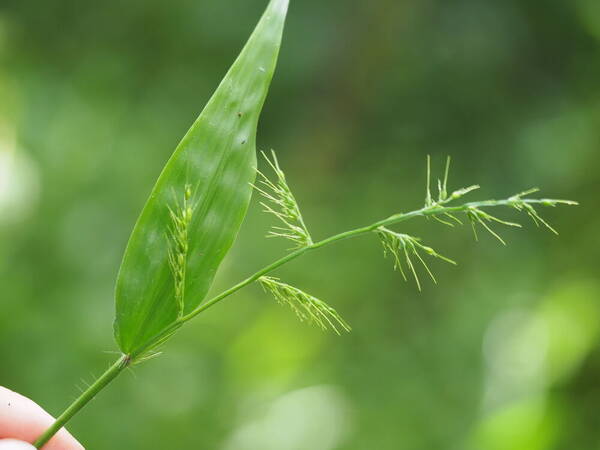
[114,0,289,354]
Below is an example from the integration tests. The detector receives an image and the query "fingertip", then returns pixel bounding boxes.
[0,439,36,450]
[43,429,85,450]
[42,428,85,450]
[0,387,84,450]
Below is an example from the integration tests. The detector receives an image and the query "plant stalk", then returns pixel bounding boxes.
[36,196,572,445]
[181,197,567,321]
[34,355,130,449]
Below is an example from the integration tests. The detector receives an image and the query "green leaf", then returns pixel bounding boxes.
[114,0,289,355]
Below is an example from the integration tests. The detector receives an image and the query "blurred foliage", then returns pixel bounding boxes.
[0,0,599,449]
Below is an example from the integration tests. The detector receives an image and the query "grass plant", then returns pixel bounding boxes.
[31,0,576,447]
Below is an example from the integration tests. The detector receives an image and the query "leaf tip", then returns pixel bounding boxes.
[267,0,289,16]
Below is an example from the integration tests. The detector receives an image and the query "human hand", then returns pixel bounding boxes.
[0,386,83,450]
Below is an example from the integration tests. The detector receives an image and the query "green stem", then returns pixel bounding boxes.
[34,355,130,449]
[36,196,571,445]
[181,197,563,322]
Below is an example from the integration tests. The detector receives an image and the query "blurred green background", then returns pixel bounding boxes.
[1,0,599,449]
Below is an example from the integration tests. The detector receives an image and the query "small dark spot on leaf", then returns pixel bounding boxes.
[237,112,243,118]
[241,140,247,145]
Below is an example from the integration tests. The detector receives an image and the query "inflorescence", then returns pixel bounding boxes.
[167,183,195,317]
[254,152,577,332]
[259,276,351,335]
[376,227,456,291]
[254,151,313,248]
